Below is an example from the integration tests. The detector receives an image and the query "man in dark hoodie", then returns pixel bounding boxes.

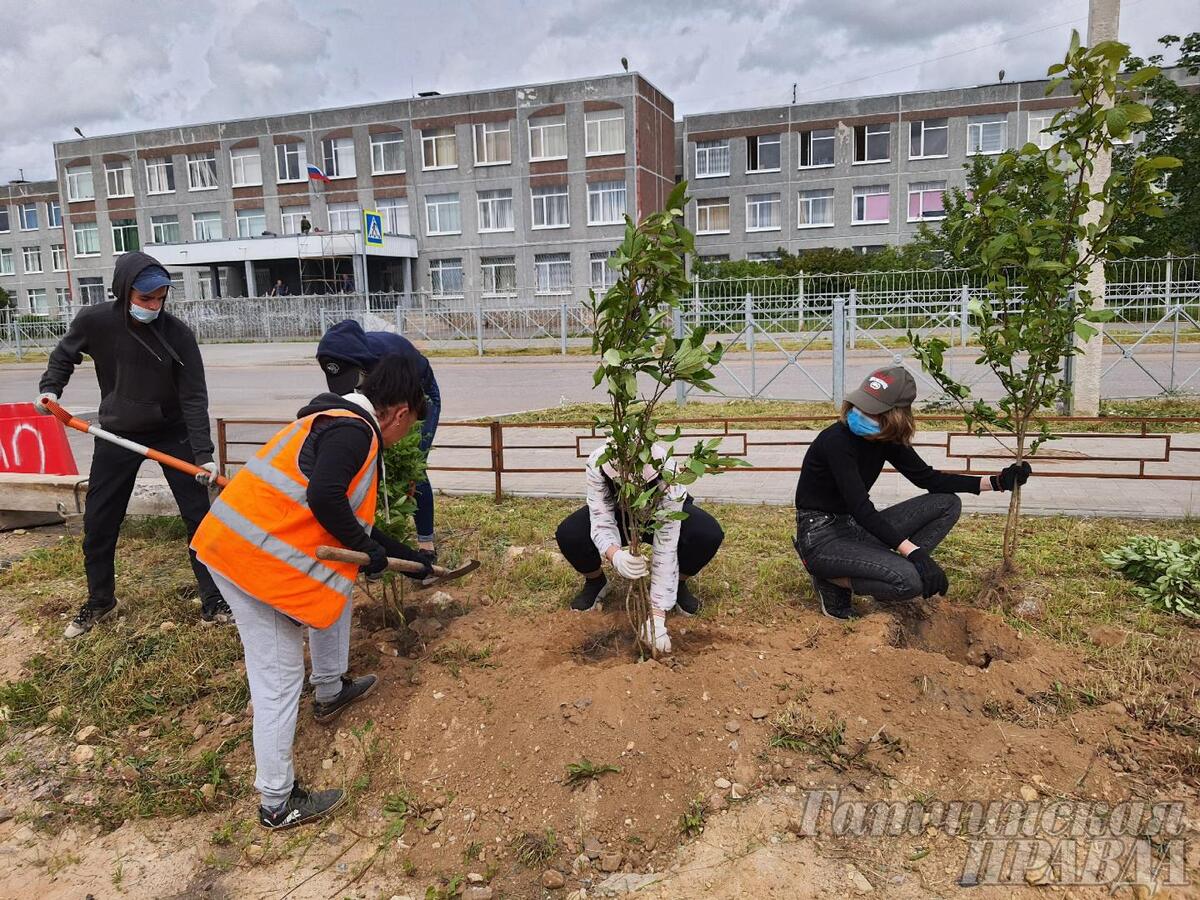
[34,251,230,637]
[191,355,432,830]
[316,319,441,565]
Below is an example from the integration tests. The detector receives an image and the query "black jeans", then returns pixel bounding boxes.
[794,493,961,601]
[555,498,725,578]
[83,430,223,612]
[412,379,440,543]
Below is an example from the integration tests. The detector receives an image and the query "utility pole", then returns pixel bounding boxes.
[1071,0,1120,415]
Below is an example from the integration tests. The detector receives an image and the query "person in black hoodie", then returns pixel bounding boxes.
[794,366,1032,620]
[34,251,231,637]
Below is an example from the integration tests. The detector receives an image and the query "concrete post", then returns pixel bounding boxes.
[402,256,413,304]
[832,297,846,407]
[1167,253,1177,391]
[1072,0,1121,415]
[474,290,484,357]
[848,288,858,349]
[559,295,568,355]
[745,292,756,397]
[243,259,257,298]
[797,271,805,330]
[959,284,971,347]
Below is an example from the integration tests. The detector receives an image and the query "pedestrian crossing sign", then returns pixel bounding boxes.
[363,209,384,247]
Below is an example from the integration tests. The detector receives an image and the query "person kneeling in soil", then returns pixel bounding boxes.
[555,442,724,653]
[191,355,432,830]
[794,366,1031,620]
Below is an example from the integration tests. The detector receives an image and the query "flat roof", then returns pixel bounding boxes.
[147,231,417,266]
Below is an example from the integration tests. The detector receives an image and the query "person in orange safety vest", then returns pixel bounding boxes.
[192,354,431,830]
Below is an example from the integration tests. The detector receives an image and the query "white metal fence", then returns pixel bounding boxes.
[4,256,1197,399]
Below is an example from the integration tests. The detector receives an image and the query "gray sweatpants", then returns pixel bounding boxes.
[211,571,352,810]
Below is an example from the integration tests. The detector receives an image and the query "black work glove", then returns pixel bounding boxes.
[991,461,1032,492]
[907,547,949,599]
[374,532,433,582]
[363,543,390,579]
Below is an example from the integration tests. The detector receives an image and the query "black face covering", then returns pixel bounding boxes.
[318,356,362,395]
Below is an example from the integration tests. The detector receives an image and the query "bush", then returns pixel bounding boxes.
[1103,536,1200,619]
[375,421,427,544]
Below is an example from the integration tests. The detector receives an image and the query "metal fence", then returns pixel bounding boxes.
[4,256,1198,400]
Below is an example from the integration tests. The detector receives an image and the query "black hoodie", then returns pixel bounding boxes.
[39,251,214,464]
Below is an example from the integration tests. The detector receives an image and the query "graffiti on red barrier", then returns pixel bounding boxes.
[0,403,78,476]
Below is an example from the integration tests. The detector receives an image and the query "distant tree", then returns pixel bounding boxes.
[0,285,11,312]
[691,244,934,281]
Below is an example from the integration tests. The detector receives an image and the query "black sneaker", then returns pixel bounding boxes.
[312,674,378,725]
[810,575,857,621]
[570,576,610,612]
[258,781,345,830]
[201,598,235,625]
[675,580,700,617]
[63,599,119,639]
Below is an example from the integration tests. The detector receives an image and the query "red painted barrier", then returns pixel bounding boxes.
[0,403,79,476]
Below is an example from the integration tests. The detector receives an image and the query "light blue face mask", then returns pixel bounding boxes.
[129,304,160,324]
[847,407,882,437]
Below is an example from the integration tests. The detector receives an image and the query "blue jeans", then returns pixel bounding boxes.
[414,377,440,543]
[794,493,961,601]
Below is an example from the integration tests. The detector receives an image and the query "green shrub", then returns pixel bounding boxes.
[1103,536,1200,619]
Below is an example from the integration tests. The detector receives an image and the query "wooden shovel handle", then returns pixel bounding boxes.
[316,544,443,576]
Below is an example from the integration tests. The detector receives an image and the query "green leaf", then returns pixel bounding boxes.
[1074,321,1098,341]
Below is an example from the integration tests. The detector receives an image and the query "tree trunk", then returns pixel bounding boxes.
[1001,430,1027,571]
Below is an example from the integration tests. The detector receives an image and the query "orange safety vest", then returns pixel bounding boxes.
[192,408,379,628]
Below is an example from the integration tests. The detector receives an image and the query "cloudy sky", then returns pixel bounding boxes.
[0,0,1193,182]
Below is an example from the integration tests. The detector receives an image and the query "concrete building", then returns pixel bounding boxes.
[0,180,70,314]
[50,72,675,307]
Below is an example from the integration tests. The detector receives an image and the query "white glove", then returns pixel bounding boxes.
[640,615,672,654]
[195,462,220,486]
[34,392,58,415]
[611,548,649,580]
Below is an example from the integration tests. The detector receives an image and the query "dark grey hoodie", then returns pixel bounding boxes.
[39,251,214,464]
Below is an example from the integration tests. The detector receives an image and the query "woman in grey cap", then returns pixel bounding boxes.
[792,366,1031,619]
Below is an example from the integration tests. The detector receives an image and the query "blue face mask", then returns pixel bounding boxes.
[129,304,160,324]
[847,407,882,437]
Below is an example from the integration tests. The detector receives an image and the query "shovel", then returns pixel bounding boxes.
[316,545,480,586]
[43,399,229,487]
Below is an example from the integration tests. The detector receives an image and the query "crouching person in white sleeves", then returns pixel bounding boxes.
[554,441,725,653]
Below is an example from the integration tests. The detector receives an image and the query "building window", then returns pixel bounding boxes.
[280,207,310,235]
[531,184,569,229]
[473,122,512,166]
[18,203,38,231]
[151,215,180,243]
[321,138,356,179]
[424,193,461,235]
[695,198,730,234]
[144,158,175,194]
[0,207,8,232]
[192,211,223,241]
[587,180,626,225]
[51,243,67,271]
[852,185,890,224]
[370,132,405,174]
[187,152,218,190]
[112,218,140,253]
[328,202,361,232]
[55,287,70,309]
[747,251,782,262]
[230,147,263,186]
[745,193,781,231]
[696,254,729,263]
[968,117,1006,154]
[105,161,133,197]
[0,248,12,275]
[67,165,95,201]
[797,189,834,227]
[429,258,464,296]
[78,277,106,304]
[477,189,514,232]
[480,256,516,296]
[72,221,100,256]
[421,128,457,170]
[22,246,43,273]
[909,118,948,159]
[236,208,266,237]
[853,123,890,163]
[747,134,781,172]
[535,253,572,294]
[590,250,618,292]
[26,289,48,316]
[276,142,307,182]
[585,110,624,155]
[1028,113,1058,150]
[377,198,409,234]
[528,117,567,161]
[695,140,730,178]
[799,129,835,168]
[907,181,946,221]
[46,200,61,228]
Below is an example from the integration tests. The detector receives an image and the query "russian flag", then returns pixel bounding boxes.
[307,164,332,184]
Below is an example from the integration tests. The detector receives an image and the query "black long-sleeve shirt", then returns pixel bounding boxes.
[795,421,980,549]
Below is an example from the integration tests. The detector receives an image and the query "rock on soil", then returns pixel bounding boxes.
[541,869,565,889]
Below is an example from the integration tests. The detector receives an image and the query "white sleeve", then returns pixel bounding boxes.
[649,483,685,612]
[586,448,622,558]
